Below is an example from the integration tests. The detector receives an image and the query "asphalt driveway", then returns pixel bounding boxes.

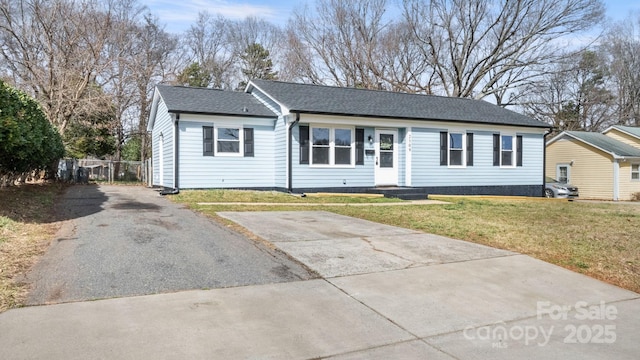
[25,185,314,304]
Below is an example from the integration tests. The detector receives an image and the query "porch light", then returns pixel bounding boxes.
[368,135,373,144]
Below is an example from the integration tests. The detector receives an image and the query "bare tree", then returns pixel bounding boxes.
[402,0,605,103]
[183,12,236,89]
[130,14,177,161]
[0,0,125,134]
[377,20,439,94]
[604,17,640,126]
[284,0,389,89]
[521,50,615,132]
[182,13,284,89]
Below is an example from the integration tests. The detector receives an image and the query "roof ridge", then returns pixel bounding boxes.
[251,79,490,103]
[158,84,225,91]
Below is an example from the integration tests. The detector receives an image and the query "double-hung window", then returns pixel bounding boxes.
[334,129,352,165]
[310,126,354,166]
[493,133,522,167]
[203,125,254,157]
[632,164,639,180]
[501,135,513,166]
[440,131,473,167]
[312,127,330,164]
[217,127,240,154]
[449,133,464,166]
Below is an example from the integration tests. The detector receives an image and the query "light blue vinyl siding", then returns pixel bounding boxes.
[178,121,276,188]
[290,124,375,188]
[274,117,287,188]
[151,99,174,187]
[411,128,544,186]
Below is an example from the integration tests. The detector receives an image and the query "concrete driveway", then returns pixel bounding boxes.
[1,209,638,359]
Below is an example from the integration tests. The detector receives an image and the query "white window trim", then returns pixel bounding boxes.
[309,126,355,168]
[631,164,640,181]
[500,133,516,168]
[557,164,570,183]
[447,131,466,168]
[214,126,244,157]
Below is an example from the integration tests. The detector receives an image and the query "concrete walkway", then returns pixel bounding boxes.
[1,211,639,359]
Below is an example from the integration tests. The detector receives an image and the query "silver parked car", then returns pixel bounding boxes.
[545,177,579,198]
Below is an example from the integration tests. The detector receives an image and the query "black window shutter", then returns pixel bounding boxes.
[516,135,523,167]
[466,133,474,166]
[299,125,309,164]
[244,128,254,157]
[355,128,364,165]
[493,134,500,166]
[440,132,447,166]
[203,126,214,156]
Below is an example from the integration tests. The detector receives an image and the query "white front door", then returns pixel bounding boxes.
[375,129,398,186]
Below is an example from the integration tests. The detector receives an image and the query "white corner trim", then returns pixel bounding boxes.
[406,129,412,186]
[613,160,620,201]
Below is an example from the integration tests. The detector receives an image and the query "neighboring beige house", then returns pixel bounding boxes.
[546,131,640,201]
[603,125,640,148]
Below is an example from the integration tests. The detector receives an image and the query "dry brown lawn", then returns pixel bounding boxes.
[0,184,65,312]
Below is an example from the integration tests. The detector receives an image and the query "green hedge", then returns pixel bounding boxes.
[0,80,64,180]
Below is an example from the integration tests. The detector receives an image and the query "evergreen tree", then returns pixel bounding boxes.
[176,62,212,87]
[237,43,278,90]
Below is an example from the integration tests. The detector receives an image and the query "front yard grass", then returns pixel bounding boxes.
[172,190,640,294]
[0,184,65,312]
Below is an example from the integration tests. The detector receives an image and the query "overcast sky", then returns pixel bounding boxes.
[140,0,640,34]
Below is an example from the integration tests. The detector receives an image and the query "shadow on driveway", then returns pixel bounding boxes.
[25,185,316,305]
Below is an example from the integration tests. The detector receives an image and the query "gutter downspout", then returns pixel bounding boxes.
[288,112,300,192]
[543,129,551,197]
[175,113,180,192]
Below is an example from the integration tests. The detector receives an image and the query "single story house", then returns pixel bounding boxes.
[147,80,551,196]
[546,130,640,200]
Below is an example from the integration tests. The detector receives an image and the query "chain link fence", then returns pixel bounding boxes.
[58,159,147,184]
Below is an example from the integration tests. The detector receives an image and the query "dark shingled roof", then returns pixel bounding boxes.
[156,85,277,118]
[249,79,549,128]
[566,131,640,157]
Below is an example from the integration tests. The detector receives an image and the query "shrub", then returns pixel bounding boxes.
[0,80,64,185]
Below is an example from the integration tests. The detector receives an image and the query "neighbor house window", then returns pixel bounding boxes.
[557,165,569,183]
[632,164,640,180]
[310,126,354,166]
[440,132,473,167]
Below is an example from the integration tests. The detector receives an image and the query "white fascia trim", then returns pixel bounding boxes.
[147,88,161,132]
[613,160,620,201]
[246,81,290,116]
